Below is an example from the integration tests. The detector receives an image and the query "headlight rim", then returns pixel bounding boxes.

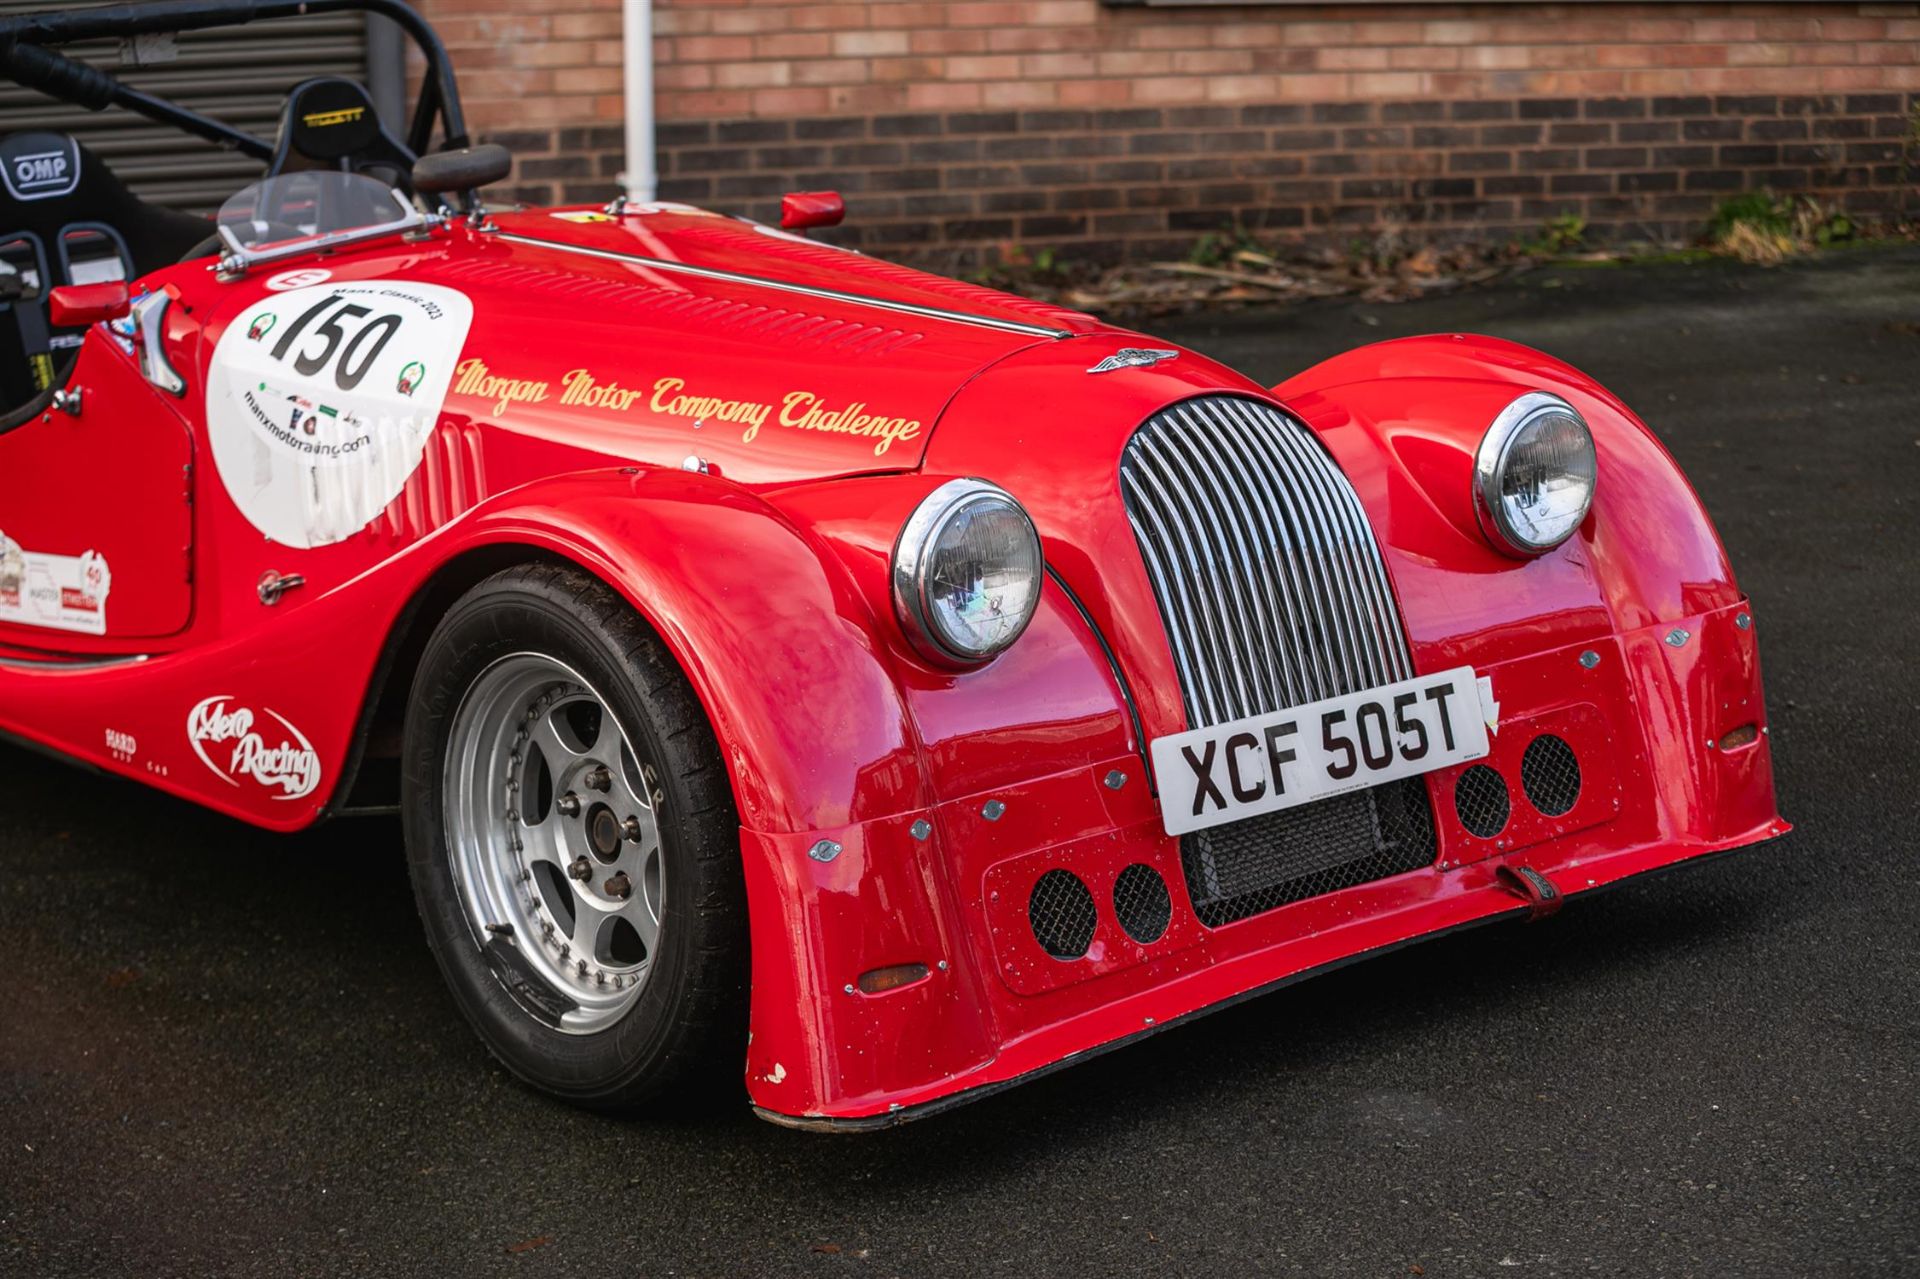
[891,477,1044,667]
[1473,390,1597,558]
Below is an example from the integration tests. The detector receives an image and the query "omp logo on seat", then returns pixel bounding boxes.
[12,151,69,190]
[302,107,366,128]
[0,134,81,201]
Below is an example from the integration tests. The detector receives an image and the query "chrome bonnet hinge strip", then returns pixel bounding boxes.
[489,232,1074,340]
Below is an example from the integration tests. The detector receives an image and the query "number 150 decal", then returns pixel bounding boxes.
[268,291,406,390]
[206,281,474,549]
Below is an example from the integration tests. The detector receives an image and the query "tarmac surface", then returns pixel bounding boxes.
[3,245,1917,1277]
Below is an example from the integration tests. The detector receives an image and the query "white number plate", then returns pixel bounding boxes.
[1150,666,1491,837]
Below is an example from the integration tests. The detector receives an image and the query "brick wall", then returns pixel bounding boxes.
[416,1,1920,264]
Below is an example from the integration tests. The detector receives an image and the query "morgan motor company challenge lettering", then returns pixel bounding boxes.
[453,358,924,458]
[186,696,322,801]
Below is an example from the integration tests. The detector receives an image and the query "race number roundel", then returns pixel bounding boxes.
[205,281,474,548]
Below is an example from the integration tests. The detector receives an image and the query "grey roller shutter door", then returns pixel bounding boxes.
[0,4,369,211]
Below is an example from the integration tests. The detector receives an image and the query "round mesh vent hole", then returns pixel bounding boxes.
[1520,734,1582,817]
[1028,869,1098,960]
[1112,863,1172,944]
[1454,765,1511,838]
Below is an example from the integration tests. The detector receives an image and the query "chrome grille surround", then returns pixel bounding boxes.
[1119,395,1415,730]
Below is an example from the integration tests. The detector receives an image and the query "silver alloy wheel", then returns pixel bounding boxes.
[444,652,665,1034]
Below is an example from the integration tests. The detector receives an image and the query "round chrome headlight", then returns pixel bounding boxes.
[1474,391,1597,556]
[892,479,1044,665]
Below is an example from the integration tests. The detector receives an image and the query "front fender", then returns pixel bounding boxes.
[462,467,926,836]
[1278,333,1774,854]
[466,468,1139,1117]
[1277,334,1741,669]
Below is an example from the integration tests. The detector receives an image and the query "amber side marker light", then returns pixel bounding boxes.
[857,964,931,995]
[1719,724,1761,750]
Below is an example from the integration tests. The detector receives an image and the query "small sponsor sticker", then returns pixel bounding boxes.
[264,267,333,292]
[0,531,110,635]
[186,696,322,801]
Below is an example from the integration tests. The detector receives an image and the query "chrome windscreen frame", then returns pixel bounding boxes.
[213,188,443,279]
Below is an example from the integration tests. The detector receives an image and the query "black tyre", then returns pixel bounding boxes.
[401,562,747,1109]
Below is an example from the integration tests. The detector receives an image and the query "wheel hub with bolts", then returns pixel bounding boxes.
[444,653,667,1034]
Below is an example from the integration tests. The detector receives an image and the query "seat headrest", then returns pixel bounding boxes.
[0,132,83,204]
[284,78,383,163]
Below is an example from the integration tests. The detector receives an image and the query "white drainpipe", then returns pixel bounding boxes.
[620,0,657,203]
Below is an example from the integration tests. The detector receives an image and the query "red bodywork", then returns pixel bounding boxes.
[0,205,1786,1126]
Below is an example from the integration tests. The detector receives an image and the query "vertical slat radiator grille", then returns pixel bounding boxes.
[1120,395,1414,728]
[1119,395,1436,927]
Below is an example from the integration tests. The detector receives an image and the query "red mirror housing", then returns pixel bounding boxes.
[48,281,131,327]
[779,191,845,232]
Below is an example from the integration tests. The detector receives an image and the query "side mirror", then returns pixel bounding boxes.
[780,191,845,232]
[413,143,514,197]
[48,280,130,327]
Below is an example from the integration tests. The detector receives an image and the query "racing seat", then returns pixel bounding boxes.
[265,77,416,195]
[0,130,207,421]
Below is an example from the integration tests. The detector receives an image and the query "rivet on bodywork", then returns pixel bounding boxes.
[1578,650,1601,669]
[981,800,1006,821]
[843,983,855,995]
[1736,611,1753,630]
[909,819,932,841]
[1103,770,1128,790]
[1665,627,1692,648]
[808,839,843,863]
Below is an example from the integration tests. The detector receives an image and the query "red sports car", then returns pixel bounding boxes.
[0,0,1786,1129]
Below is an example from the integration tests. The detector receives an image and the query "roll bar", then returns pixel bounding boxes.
[0,0,468,160]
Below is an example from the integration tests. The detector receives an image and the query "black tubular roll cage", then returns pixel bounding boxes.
[0,0,468,163]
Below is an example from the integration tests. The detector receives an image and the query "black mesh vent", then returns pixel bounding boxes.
[1028,870,1098,959]
[1112,863,1172,944]
[1521,734,1581,817]
[1454,765,1510,838]
[1181,778,1437,928]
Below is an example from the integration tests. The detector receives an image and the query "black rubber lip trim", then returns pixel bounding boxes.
[754,830,1788,1133]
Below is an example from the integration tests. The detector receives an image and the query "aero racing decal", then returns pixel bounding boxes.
[205,281,474,548]
[0,531,110,634]
[451,357,924,458]
[186,696,322,801]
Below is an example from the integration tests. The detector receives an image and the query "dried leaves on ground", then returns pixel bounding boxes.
[1007,242,1543,320]
[981,210,1915,319]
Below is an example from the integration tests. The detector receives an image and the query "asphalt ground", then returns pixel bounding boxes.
[3,244,1917,1278]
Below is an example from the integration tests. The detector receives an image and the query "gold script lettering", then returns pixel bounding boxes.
[648,377,773,441]
[453,357,550,417]
[780,390,923,457]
